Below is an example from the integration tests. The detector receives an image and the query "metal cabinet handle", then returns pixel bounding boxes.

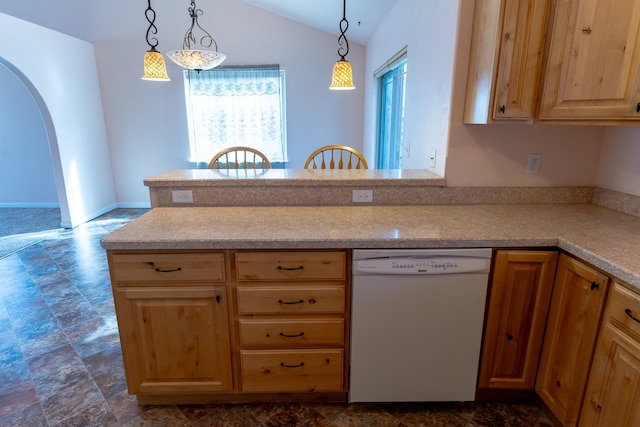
[277,265,304,271]
[625,308,640,323]
[499,105,505,114]
[279,332,305,338]
[280,362,305,368]
[154,267,182,273]
[278,299,304,305]
[590,282,599,291]
[636,102,640,113]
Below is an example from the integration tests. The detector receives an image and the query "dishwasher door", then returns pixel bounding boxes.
[349,248,490,403]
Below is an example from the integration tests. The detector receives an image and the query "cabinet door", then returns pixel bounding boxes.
[464,0,550,123]
[114,286,233,394]
[535,253,609,427]
[540,0,640,121]
[580,323,640,426]
[477,250,557,397]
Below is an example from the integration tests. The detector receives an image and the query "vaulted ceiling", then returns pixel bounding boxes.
[0,0,397,45]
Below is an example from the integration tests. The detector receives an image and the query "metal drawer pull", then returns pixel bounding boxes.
[154,267,182,273]
[590,281,599,291]
[277,265,304,271]
[278,299,304,305]
[280,362,305,368]
[625,308,640,323]
[279,332,305,338]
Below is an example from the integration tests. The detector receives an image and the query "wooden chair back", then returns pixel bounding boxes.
[208,146,272,170]
[304,145,368,170]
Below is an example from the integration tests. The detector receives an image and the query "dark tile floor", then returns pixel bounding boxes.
[0,208,556,426]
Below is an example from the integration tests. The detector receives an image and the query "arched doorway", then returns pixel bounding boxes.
[0,58,70,228]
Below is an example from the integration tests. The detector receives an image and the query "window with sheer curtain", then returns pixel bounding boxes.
[183,65,288,167]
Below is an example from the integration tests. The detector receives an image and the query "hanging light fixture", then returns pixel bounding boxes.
[167,0,226,71]
[141,0,170,81]
[330,0,355,90]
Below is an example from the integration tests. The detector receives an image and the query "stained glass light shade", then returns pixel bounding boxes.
[142,48,170,81]
[166,49,226,71]
[330,60,355,90]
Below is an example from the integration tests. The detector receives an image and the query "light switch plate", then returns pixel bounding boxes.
[172,190,194,203]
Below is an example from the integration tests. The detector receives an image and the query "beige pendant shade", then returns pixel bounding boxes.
[330,60,355,90]
[142,48,170,81]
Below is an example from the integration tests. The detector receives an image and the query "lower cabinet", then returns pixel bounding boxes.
[477,250,558,398]
[113,286,233,394]
[580,282,640,426]
[535,253,610,427]
[233,250,349,395]
[108,249,349,404]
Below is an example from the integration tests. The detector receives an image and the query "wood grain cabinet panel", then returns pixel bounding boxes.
[580,282,640,426]
[464,0,550,123]
[539,0,640,122]
[235,251,346,281]
[477,250,558,398]
[110,252,225,283]
[535,253,610,427]
[232,250,350,395]
[236,286,345,314]
[240,349,344,393]
[114,286,233,394]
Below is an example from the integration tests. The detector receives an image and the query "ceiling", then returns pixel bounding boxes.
[0,0,397,45]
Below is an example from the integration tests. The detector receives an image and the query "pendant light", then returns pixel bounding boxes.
[166,0,226,71]
[330,0,355,90]
[141,0,170,81]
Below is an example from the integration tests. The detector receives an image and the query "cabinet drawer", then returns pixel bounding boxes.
[237,287,345,314]
[608,282,640,338]
[235,252,346,281]
[241,349,344,392]
[110,252,225,283]
[239,319,344,346]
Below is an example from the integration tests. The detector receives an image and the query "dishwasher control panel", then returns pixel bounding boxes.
[353,256,490,275]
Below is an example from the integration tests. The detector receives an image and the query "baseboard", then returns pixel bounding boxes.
[0,203,60,208]
[116,202,152,208]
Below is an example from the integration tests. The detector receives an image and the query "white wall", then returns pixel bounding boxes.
[445,0,605,187]
[95,0,366,205]
[598,128,640,196]
[364,0,458,174]
[0,63,57,206]
[0,13,116,227]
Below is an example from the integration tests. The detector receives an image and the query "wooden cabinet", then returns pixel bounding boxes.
[580,282,640,426]
[539,0,640,122]
[108,251,233,397]
[108,249,350,404]
[233,250,349,395]
[535,253,610,427]
[477,250,558,398]
[464,0,551,123]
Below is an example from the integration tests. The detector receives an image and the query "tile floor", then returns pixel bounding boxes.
[0,208,556,426]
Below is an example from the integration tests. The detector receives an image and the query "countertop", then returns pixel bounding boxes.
[101,204,640,290]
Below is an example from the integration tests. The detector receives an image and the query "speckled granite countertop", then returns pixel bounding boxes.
[101,204,640,290]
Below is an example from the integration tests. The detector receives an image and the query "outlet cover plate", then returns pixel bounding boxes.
[352,189,373,203]
[172,190,194,203]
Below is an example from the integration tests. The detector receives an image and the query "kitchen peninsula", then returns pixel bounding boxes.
[101,171,640,424]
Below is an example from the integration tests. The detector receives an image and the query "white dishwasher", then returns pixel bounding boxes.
[349,248,491,403]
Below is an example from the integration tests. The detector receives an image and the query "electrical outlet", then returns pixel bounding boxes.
[429,149,437,169]
[352,189,373,203]
[526,153,542,174]
[172,190,194,203]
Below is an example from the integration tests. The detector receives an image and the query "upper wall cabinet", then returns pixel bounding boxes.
[464,0,551,124]
[539,0,640,122]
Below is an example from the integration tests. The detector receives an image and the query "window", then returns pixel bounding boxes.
[375,50,407,169]
[183,65,288,167]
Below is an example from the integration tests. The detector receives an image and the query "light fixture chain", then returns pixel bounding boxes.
[337,0,350,60]
[144,0,160,49]
[183,0,218,52]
